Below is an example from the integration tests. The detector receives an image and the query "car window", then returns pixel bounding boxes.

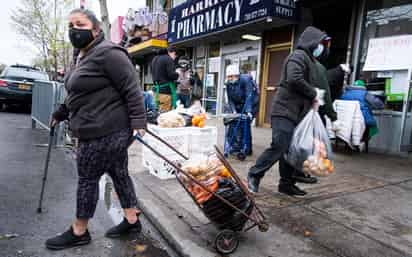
[5,67,49,81]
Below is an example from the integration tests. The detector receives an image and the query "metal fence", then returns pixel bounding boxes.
[31,81,66,146]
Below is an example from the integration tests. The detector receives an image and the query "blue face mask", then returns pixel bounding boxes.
[313,44,324,58]
[227,78,238,84]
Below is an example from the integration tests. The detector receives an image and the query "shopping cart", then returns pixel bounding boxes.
[223,113,252,161]
[136,130,268,255]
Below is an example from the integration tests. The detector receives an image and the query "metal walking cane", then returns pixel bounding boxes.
[37,126,55,213]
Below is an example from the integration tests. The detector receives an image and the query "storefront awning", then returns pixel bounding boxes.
[128,39,168,57]
[167,0,299,45]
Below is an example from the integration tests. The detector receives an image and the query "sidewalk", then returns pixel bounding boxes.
[128,119,412,257]
[0,111,172,257]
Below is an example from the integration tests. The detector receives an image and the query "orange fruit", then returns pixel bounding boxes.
[192,116,200,126]
[327,164,334,173]
[198,120,205,128]
[322,159,331,168]
[220,167,231,177]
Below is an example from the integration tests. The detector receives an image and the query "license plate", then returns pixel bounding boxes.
[18,84,31,90]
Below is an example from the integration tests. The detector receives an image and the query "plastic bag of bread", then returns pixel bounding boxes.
[286,109,334,177]
[157,111,186,128]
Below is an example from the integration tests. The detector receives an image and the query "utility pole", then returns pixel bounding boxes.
[98,0,111,40]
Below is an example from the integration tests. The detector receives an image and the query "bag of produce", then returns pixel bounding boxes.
[286,109,334,177]
[178,154,231,204]
[157,110,186,128]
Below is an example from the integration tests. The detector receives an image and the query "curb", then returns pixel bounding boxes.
[132,177,216,257]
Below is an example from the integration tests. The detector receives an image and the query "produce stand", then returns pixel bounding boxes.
[362,35,412,155]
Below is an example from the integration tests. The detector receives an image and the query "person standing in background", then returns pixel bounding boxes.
[176,56,194,108]
[340,80,385,138]
[151,46,179,112]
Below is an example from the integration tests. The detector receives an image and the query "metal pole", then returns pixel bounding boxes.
[350,0,366,85]
[399,71,412,153]
[344,1,358,86]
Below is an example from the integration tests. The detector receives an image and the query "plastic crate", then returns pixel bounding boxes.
[189,126,218,157]
[142,126,190,179]
[142,126,218,180]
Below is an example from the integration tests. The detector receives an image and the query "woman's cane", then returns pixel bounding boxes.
[37,126,55,213]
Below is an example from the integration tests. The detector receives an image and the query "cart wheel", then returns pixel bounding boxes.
[214,229,239,255]
[237,152,246,161]
[258,222,270,232]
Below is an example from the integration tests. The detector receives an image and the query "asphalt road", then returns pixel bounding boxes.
[0,107,176,257]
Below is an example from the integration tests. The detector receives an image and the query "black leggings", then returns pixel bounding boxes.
[76,128,137,219]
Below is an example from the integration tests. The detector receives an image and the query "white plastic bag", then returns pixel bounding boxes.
[286,109,335,177]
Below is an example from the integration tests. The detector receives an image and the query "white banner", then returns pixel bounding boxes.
[363,35,412,71]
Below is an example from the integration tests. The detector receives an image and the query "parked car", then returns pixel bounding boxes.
[0,65,50,108]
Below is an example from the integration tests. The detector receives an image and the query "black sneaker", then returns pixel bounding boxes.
[45,227,91,250]
[247,175,260,193]
[292,173,318,184]
[105,218,142,238]
[278,184,307,196]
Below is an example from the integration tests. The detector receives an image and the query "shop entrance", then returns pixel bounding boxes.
[259,44,291,127]
[219,50,259,115]
[310,0,355,68]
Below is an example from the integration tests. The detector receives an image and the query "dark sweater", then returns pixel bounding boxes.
[151,53,179,94]
[53,34,146,140]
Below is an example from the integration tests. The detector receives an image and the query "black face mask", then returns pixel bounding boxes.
[318,47,330,65]
[69,28,95,49]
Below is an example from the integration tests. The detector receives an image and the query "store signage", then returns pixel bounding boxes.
[168,0,298,43]
[363,35,412,71]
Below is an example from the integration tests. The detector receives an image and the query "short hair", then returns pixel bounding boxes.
[70,8,101,29]
[167,46,176,53]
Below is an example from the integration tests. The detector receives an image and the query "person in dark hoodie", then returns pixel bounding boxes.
[292,36,345,185]
[151,47,179,111]
[46,9,146,250]
[247,26,326,196]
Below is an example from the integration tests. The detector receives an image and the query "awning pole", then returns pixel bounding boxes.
[399,73,412,153]
[351,0,366,85]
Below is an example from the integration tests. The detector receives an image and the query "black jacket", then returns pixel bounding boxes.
[327,66,345,101]
[151,51,179,94]
[53,33,146,140]
[315,61,337,122]
[271,26,326,124]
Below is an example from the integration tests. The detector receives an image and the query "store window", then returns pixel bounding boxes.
[360,0,412,73]
[357,0,412,110]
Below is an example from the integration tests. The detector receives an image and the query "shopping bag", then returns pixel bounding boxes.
[286,109,335,177]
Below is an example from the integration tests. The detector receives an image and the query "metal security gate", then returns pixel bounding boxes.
[31,81,66,146]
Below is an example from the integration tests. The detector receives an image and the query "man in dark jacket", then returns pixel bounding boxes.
[151,46,179,111]
[247,26,326,196]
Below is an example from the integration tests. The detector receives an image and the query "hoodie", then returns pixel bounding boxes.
[271,26,326,124]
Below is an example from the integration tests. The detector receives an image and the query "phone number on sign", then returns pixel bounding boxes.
[244,8,267,22]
